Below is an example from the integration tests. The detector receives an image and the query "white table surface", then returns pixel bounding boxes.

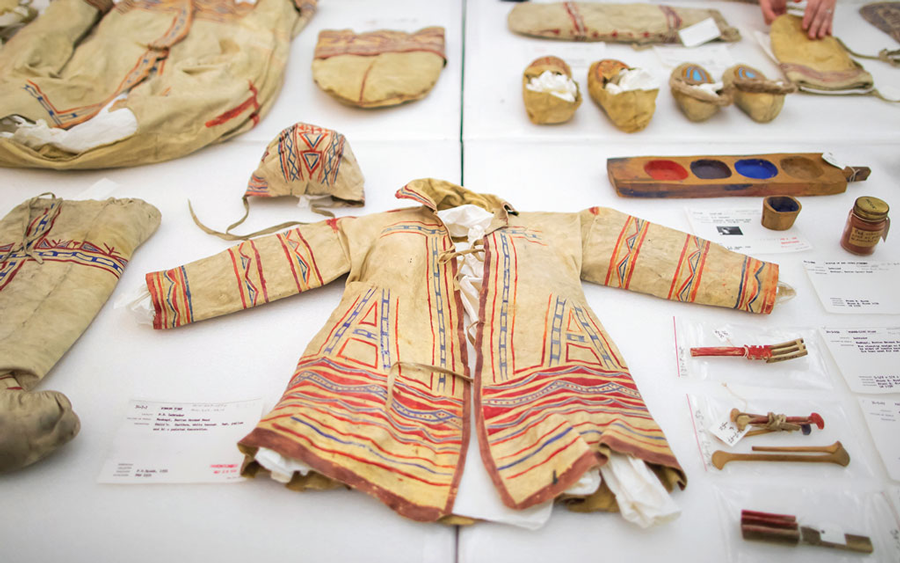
[3,0,900,562]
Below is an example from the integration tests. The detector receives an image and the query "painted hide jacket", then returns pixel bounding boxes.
[146,179,780,522]
[0,0,315,169]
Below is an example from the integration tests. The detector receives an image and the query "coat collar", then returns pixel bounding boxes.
[395,178,515,215]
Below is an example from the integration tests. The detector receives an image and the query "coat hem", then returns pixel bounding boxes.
[238,427,447,522]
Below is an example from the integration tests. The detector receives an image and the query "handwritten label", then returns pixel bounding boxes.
[688,397,716,470]
[98,398,263,484]
[822,151,846,170]
[713,328,733,343]
[709,412,750,447]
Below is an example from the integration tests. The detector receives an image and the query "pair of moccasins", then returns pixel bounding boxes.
[522,57,659,133]
[669,63,797,123]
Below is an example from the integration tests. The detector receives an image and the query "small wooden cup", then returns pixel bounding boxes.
[762,196,802,230]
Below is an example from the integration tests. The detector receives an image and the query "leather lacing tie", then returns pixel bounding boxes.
[669,75,734,105]
[437,241,484,264]
[438,241,486,345]
[732,76,798,95]
[763,412,801,433]
[188,197,338,242]
[0,192,61,265]
[836,37,900,68]
[385,362,472,414]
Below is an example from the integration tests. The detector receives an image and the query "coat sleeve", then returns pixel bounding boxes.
[578,207,779,314]
[146,219,350,329]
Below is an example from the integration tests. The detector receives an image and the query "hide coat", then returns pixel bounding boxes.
[146,179,780,521]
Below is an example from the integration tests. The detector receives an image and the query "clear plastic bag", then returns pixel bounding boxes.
[713,483,900,563]
[674,317,832,390]
[686,393,872,480]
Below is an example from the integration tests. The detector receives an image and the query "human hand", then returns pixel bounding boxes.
[802,0,836,39]
[760,0,789,25]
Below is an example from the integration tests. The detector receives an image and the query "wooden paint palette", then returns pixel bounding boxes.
[607,153,870,198]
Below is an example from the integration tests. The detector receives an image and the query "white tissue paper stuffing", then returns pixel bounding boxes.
[599,451,681,528]
[115,283,156,327]
[525,71,578,102]
[255,447,313,483]
[1,95,137,154]
[437,205,494,341]
[605,68,659,95]
[692,82,725,96]
[565,468,602,496]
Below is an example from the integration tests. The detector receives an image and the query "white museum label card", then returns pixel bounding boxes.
[686,207,812,254]
[858,398,900,481]
[678,17,721,48]
[804,261,900,314]
[820,327,900,393]
[98,398,262,484]
[653,44,734,76]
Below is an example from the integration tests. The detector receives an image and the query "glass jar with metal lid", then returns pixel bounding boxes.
[840,196,890,255]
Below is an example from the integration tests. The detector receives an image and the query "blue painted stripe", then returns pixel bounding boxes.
[180,266,194,322]
[290,416,454,476]
[486,397,651,431]
[496,427,572,471]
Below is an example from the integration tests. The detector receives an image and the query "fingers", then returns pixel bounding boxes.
[760,0,787,24]
[804,0,836,39]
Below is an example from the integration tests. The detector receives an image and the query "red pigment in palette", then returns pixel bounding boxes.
[644,160,689,181]
[607,153,870,198]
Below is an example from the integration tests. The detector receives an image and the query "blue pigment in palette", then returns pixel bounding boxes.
[607,153,870,198]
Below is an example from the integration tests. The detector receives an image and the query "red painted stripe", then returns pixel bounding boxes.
[277,232,303,293]
[581,311,625,367]
[505,434,582,479]
[508,233,520,374]
[271,423,450,487]
[205,82,260,128]
[263,406,462,449]
[688,241,710,303]
[488,234,500,381]
[496,420,567,458]
[316,294,360,354]
[486,407,663,443]
[667,236,691,300]
[287,411,457,468]
[249,240,269,303]
[227,248,248,310]
[296,229,323,286]
[605,217,632,286]
[623,223,649,290]
[424,238,436,367]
